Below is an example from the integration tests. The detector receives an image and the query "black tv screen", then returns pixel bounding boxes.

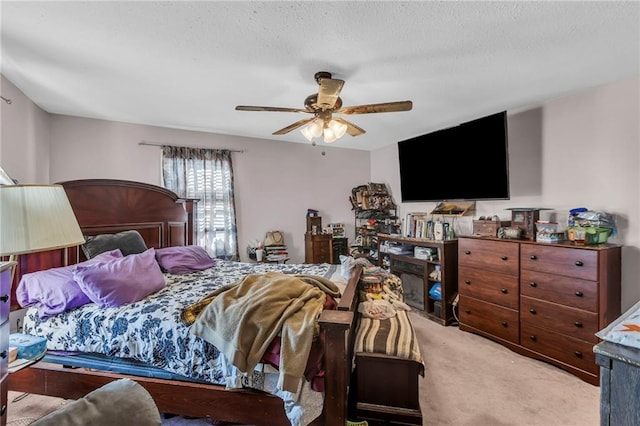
[398,111,510,202]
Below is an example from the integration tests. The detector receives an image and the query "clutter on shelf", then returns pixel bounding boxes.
[350,183,399,261]
[566,208,617,245]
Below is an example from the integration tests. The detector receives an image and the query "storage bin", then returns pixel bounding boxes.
[569,226,612,244]
[585,227,612,244]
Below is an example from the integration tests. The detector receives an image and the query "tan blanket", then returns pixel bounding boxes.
[188,272,339,393]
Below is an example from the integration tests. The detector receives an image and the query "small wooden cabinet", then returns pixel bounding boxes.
[305,233,333,264]
[377,234,458,325]
[595,341,640,425]
[1,262,16,426]
[458,236,621,385]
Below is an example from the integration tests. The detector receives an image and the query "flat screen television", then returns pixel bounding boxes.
[398,111,510,202]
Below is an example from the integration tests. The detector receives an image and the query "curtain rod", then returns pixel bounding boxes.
[138,141,244,153]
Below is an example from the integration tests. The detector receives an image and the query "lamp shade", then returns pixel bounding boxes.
[0,184,85,256]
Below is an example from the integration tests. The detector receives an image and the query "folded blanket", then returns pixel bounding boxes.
[186,272,340,393]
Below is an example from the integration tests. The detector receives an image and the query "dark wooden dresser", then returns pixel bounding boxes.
[458,236,621,385]
[305,233,333,264]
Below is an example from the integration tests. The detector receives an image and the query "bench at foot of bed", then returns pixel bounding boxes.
[350,310,424,425]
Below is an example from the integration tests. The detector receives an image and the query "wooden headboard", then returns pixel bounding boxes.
[10,179,197,310]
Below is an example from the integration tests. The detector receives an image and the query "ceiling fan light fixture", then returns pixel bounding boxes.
[328,119,348,139]
[301,118,324,141]
[323,131,337,144]
[301,125,314,141]
[310,118,324,137]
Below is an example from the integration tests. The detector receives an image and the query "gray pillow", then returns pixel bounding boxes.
[31,378,161,426]
[81,230,148,259]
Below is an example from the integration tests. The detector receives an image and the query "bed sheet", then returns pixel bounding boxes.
[596,298,640,351]
[22,260,344,426]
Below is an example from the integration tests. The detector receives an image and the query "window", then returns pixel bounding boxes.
[162,146,238,260]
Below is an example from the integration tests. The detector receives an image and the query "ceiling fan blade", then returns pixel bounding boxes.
[272,117,315,135]
[336,100,413,115]
[333,117,366,137]
[316,78,345,110]
[235,105,309,113]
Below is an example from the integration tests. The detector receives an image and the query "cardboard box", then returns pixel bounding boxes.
[9,333,47,360]
[472,220,511,237]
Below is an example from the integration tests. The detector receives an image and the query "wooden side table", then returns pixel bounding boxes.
[595,341,640,425]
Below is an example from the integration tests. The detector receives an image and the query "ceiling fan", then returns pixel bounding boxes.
[235,71,413,144]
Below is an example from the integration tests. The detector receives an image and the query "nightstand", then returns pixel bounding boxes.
[1,261,17,426]
[305,233,333,264]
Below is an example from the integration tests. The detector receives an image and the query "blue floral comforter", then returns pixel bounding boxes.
[22,260,341,426]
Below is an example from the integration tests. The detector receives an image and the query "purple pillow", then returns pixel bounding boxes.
[73,248,166,308]
[16,249,123,318]
[154,245,215,274]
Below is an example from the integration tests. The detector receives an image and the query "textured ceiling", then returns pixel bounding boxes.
[1,1,639,151]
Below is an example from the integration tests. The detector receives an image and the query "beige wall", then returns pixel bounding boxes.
[1,74,50,183]
[1,75,370,264]
[3,73,639,310]
[372,75,640,310]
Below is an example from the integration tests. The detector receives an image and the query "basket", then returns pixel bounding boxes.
[585,227,612,244]
[569,226,612,244]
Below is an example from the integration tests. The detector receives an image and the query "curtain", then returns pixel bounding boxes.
[162,146,239,260]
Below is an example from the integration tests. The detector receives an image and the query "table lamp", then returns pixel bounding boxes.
[0,177,85,285]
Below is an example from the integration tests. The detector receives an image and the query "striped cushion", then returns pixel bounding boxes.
[354,310,424,373]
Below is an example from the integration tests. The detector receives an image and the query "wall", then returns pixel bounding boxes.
[372,75,640,311]
[1,76,371,264]
[0,74,50,183]
[4,73,639,311]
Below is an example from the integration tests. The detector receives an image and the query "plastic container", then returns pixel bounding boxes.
[536,221,559,233]
[585,227,612,244]
[569,226,612,244]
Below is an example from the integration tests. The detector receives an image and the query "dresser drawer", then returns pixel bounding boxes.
[520,296,599,343]
[459,238,519,276]
[458,266,519,310]
[520,245,598,281]
[315,243,332,255]
[520,269,598,312]
[459,296,519,344]
[521,323,598,375]
[0,267,10,325]
[0,322,8,382]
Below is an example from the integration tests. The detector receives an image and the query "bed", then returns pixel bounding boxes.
[7,179,361,426]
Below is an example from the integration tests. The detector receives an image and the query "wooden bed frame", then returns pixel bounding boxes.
[8,179,361,426]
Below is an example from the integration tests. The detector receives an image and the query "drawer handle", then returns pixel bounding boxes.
[464,250,471,255]
[575,291,584,297]
[530,255,537,260]
[574,351,583,358]
[529,335,537,342]
[501,321,508,327]
[0,350,6,359]
[529,308,537,314]
[464,310,471,314]
[0,294,8,303]
[501,256,508,261]
[465,280,471,285]
[500,288,507,294]
[575,261,584,267]
[529,281,537,287]
[574,321,583,328]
